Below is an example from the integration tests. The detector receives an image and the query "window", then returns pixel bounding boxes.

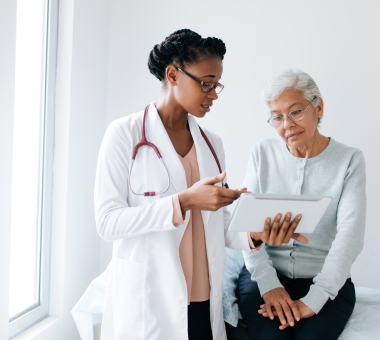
[8,0,57,337]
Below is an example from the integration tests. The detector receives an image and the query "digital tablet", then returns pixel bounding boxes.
[228,193,332,233]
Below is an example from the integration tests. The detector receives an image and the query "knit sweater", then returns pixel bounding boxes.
[242,138,366,313]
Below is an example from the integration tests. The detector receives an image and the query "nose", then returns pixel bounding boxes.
[282,115,295,129]
[207,88,218,100]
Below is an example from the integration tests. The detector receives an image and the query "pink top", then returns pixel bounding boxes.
[173,145,210,303]
[172,144,259,304]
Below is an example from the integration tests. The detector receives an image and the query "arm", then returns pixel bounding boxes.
[95,121,178,241]
[300,151,366,314]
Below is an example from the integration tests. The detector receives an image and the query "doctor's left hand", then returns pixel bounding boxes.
[178,172,244,212]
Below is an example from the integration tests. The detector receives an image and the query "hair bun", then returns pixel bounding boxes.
[148,29,226,81]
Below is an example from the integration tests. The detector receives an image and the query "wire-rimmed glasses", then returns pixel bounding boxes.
[176,67,224,94]
[267,102,312,128]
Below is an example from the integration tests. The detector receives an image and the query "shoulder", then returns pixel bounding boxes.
[104,111,143,140]
[199,126,222,143]
[101,111,143,152]
[198,126,224,150]
[251,138,283,158]
[328,138,365,162]
[108,111,143,133]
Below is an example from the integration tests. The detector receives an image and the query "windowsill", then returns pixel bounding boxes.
[11,316,60,340]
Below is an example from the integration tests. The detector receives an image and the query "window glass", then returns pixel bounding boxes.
[9,0,47,321]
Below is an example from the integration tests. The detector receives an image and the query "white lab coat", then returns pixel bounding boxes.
[95,103,251,340]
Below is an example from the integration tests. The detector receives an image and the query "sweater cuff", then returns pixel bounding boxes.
[257,276,284,297]
[172,194,185,227]
[299,284,330,314]
[247,233,264,251]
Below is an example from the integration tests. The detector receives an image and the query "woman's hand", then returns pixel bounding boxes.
[250,213,308,246]
[178,172,245,212]
[260,288,300,328]
[259,299,315,330]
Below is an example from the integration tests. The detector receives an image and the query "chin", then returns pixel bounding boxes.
[191,110,207,118]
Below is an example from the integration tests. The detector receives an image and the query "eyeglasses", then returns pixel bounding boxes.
[176,67,224,94]
[267,102,312,128]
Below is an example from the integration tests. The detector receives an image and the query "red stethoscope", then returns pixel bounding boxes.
[129,105,229,196]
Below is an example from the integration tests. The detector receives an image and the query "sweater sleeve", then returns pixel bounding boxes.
[300,150,366,313]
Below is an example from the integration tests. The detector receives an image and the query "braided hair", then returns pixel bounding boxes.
[148,29,226,81]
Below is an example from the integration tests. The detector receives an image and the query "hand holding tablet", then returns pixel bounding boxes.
[229,193,332,235]
[250,212,307,246]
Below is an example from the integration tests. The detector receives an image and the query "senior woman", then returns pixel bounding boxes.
[236,69,366,340]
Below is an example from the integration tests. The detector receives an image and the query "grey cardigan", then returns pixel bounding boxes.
[242,138,366,313]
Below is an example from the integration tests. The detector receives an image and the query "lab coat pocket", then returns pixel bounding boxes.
[112,257,144,340]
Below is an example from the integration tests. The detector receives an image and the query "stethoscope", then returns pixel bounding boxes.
[129,105,229,196]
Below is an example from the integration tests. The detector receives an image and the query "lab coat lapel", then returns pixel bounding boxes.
[188,115,220,228]
[144,103,187,194]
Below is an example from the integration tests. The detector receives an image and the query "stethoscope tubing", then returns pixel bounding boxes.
[128,104,228,197]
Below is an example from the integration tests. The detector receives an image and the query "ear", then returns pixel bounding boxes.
[165,65,178,86]
[316,97,324,119]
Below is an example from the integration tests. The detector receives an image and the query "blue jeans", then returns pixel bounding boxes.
[237,267,355,340]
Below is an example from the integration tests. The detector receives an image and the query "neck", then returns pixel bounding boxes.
[287,131,330,158]
[156,96,188,131]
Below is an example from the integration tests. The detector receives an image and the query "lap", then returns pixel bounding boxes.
[237,266,355,340]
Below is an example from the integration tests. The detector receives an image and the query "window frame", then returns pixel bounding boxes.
[8,0,58,337]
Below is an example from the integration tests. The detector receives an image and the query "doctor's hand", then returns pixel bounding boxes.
[250,213,308,246]
[178,172,244,212]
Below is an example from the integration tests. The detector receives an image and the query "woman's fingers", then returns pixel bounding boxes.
[264,301,275,320]
[268,214,282,245]
[274,213,291,246]
[260,218,271,243]
[279,322,290,330]
[279,300,295,326]
[273,302,287,326]
[292,233,308,244]
[283,214,302,243]
[287,299,301,321]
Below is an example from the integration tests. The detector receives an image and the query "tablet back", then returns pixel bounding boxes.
[228,193,332,233]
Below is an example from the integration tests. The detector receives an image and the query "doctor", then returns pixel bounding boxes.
[95,29,305,340]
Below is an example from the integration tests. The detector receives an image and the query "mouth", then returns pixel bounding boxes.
[201,103,212,113]
[286,132,303,139]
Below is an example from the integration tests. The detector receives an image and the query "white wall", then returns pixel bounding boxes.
[101,0,380,288]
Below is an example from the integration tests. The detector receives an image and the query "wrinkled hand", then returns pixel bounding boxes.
[261,288,300,328]
[250,213,308,246]
[178,172,245,212]
[259,299,315,330]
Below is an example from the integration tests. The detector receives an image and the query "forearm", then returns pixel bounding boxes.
[243,249,283,296]
[96,195,178,241]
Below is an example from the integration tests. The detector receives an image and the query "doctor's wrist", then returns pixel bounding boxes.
[250,232,263,247]
[178,190,192,213]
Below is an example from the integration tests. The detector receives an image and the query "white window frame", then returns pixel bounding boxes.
[8,0,58,338]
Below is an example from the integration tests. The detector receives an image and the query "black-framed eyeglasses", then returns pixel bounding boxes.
[267,102,312,128]
[176,67,224,94]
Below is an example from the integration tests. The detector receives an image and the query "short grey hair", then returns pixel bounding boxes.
[261,69,322,109]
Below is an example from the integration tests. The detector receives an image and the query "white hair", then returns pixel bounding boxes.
[261,69,322,108]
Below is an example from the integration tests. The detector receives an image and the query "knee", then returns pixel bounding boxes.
[236,270,262,310]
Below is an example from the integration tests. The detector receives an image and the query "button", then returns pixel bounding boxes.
[215,291,219,298]
[210,257,215,265]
